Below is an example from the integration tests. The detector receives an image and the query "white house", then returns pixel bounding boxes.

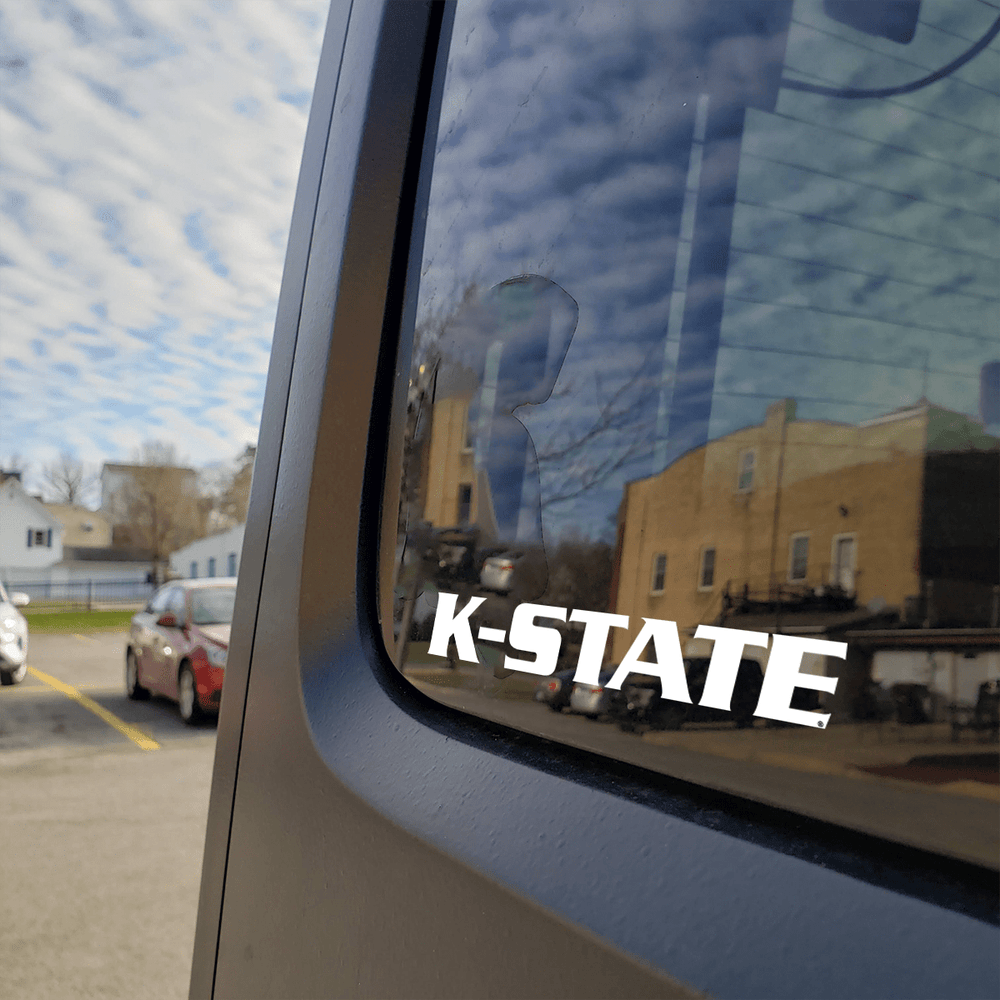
[0,474,64,579]
[1,473,153,597]
[169,523,245,581]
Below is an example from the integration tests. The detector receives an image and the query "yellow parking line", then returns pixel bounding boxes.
[72,633,98,644]
[26,666,160,751]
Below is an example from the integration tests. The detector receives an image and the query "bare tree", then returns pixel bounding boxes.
[41,451,97,506]
[531,356,659,510]
[198,445,255,528]
[114,441,206,580]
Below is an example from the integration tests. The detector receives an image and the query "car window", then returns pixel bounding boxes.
[189,587,236,626]
[384,0,1000,870]
[147,585,173,615]
[167,588,188,624]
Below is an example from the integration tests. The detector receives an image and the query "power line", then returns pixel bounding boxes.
[716,389,910,410]
[718,341,982,381]
[728,244,999,305]
[740,150,999,226]
[776,64,1000,140]
[918,16,1000,48]
[766,107,999,183]
[736,195,999,265]
[725,291,998,345]
[783,13,1000,99]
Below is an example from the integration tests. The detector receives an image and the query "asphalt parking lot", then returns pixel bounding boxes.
[0,630,216,1000]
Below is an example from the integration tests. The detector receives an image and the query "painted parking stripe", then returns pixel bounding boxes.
[26,666,160,751]
[72,633,99,644]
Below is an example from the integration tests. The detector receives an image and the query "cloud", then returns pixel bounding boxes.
[0,0,326,479]
[413,0,999,542]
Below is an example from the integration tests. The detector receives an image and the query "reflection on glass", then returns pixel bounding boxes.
[389,0,1000,868]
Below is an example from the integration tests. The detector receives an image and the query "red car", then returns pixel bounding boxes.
[125,578,236,723]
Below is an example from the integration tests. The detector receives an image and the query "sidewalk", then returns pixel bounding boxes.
[404,663,999,802]
[641,721,999,801]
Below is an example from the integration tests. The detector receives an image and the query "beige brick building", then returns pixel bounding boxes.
[610,399,999,662]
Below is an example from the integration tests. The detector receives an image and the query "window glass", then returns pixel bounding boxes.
[699,548,716,590]
[167,588,187,624]
[190,561,198,579]
[227,552,237,577]
[386,0,1000,869]
[789,534,810,581]
[651,554,667,594]
[207,557,216,578]
[148,586,172,615]
[190,586,236,626]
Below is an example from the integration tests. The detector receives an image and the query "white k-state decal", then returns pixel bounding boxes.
[426,593,847,729]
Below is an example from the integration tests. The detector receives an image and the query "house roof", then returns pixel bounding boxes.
[0,477,64,528]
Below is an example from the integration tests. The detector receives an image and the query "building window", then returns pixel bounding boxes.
[650,553,667,594]
[699,547,716,590]
[207,557,216,578]
[831,534,857,592]
[227,552,237,576]
[737,449,755,491]
[788,534,809,581]
[457,484,472,525]
[190,561,198,579]
[463,406,475,451]
[27,528,49,548]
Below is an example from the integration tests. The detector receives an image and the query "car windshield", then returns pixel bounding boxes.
[189,587,236,626]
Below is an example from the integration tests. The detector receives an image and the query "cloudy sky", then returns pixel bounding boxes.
[416,0,999,541]
[1,0,328,490]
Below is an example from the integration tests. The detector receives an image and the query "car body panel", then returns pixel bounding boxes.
[0,582,29,681]
[190,4,1000,998]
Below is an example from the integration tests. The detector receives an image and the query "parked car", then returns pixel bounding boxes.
[533,667,576,712]
[568,669,617,719]
[125,578,236,723]
[478,550,521,594]
[0,580,30,686]
[614,657,765,732]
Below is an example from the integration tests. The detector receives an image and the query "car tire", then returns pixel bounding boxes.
[178,662,204,725]
[0,661,27,685]
[125,649,150,700]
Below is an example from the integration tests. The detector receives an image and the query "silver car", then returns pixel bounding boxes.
[568,670,616,719]
[0,580,30,685]
[478,551,519,594]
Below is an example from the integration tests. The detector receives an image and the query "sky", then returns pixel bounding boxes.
[0,0,328,492]
[414,0,1000,542]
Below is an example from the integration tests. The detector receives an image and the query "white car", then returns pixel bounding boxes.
[478,551,520,594]
[0,581,30,685]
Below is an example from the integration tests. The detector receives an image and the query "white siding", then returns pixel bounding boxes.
[0,481,64,576]
[169,524,245,580]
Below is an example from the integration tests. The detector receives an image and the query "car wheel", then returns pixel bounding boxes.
[178,662,204,725]
[125,650,149,700]
[0,661,28,685]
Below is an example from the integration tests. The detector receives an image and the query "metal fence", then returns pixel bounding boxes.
[7,579,155,609]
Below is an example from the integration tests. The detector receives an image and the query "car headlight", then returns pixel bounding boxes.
[206,645,228,668]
